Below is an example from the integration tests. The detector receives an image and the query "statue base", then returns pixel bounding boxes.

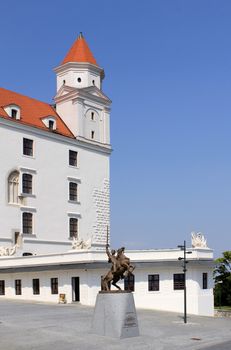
[91,291,139,338]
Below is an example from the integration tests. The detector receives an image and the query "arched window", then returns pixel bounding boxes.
[8,171,19,204]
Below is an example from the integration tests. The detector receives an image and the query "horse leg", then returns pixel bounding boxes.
[111,276,121,290]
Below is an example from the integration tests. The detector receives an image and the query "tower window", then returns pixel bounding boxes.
[23,138,33,156]
[69,182,78,201]
[22,212,33,234]
[91,112,94,120]
[69,218,78,239]
[92,80,95,85]
[11,109,18,118]
[91,131,95,139]
[22,174,32,194]
[77,77,81,83]
[69,150,78,167]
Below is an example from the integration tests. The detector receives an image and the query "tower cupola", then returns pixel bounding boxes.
[54,33,104,91]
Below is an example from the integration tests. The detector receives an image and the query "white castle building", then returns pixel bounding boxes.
[0,34,214,316]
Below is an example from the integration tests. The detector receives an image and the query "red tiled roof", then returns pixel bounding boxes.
[0,87,74,138]
[62,33,98,66]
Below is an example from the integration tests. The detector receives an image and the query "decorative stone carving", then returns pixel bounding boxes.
[191,232,208,248]
[92,179,110,246]
[72,237,92,250]
[0,244,18,256]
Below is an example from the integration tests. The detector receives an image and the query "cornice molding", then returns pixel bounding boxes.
[54,62,104,76]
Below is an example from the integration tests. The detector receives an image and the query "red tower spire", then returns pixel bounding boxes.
[62,33,98,66]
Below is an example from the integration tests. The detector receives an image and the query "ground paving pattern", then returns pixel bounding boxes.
[0,300,231,350]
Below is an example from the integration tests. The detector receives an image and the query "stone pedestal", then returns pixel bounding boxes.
[91,291,139,338]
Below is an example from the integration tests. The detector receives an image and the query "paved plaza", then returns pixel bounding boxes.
[0,299,231,350]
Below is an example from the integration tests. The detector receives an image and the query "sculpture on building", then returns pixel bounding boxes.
[191,231,208,248]
[0,244,18,257]
[101,244,135,291]
[72,237,92,250]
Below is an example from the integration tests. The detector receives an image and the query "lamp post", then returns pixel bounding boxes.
[178,240,192,324]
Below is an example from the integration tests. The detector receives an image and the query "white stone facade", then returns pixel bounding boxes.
[0,248,214,316]
[0,36,111,255]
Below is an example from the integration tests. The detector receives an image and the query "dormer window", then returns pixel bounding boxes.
[4,104,21,120]
[41,116,57,131]
[11,109,18,118]
[49,120,54,130]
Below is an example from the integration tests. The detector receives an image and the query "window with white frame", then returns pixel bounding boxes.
[8,170,19,204]
[22,212,33,234]
[69,150,78,167]
[23,138,34,156]
[148,274,159,291]
[0,280,5,295]
[32,279,40,295]
[173,273,185,290]
[203,272,208,289]
[69,182,78,201]
[15,279,22,295]
[124,273,135,292]
[22,173,32,194]
[4,104,21,120]
[51,278,58,294]
[69,218,78,239]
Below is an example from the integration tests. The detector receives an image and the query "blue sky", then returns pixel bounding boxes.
[0,0,231,256]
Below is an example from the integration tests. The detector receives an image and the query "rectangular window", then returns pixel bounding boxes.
[203,273,208,289]
[69,150,77,167]
[15,279,22,295]
[23,212,33,234]
[51,278,58,294]
[69,182,78,201]
[0,280,5,295]
[32,279,40,295]
[124,274,135,292]
[69,218,78,238]
[22,174,32,194]
[148,274,159,291]
[173,273,185,290]
[23,138,33,156]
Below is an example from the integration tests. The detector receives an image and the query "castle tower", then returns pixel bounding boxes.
[54,33,111,145]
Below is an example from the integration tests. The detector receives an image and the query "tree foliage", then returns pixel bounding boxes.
[214,251,231,306]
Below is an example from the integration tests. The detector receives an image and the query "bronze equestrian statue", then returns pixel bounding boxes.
[101,244,135,291]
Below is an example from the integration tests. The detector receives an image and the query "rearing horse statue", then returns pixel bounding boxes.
[101,245,135,291]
